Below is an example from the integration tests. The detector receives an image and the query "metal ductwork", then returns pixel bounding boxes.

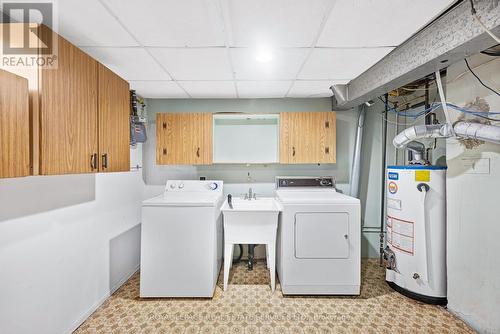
[330,84,348,106]
[332,0,500,109]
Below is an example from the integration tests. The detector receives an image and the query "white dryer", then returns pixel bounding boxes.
[276,177,361,295]
[140,180,223,298]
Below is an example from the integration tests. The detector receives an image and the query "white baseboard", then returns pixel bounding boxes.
[65,265,140,334]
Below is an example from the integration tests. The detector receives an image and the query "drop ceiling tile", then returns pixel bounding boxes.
[236,81,292,99]
[178,81,236,98]
[231,48,309,80]
[57,0,138,47]
[129,81,188,98]
[102,0,225,47]
[318,0,455,47]
[287,80,349,98]
[227,0,332,47]
[149,48,233,80]
[298,47,394,80]
[81,47,171,81]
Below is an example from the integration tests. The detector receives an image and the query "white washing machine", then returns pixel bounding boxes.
[140,180,223,298]
[276,177,361,295]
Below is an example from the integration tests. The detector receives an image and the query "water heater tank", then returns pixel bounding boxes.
[385,165,447,305]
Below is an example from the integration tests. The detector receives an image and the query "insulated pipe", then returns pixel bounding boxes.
[454,121,500,144]
[349,105,366,198]
[393,124,451,149]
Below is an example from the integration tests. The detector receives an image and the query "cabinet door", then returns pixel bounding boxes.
[188,113,212,165]
[280,112,336,164]
[280,112,318,163]
[317,112,336,163]
[157,113,212,165]
[39,35,98,174]
[98,64,130,172]
[0,69,30,178]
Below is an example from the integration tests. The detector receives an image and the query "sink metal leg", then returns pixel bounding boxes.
[267,242,276,292]
[247,244,255,271]
[224,243,234,291]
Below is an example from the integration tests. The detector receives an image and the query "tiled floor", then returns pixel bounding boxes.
[76,260,475,333]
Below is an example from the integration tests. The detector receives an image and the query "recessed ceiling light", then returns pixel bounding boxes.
[255,46,273,63]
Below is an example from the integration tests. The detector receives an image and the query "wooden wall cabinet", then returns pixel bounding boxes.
[39,34,99,175]
[280,112,336,164]
[1,24,131,177]
[98,64,130,172]
[156,113,212,165]
[0,70,30,178]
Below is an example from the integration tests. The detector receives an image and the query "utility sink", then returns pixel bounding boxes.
[221,197,282,291]
[221,198,282,244]
[222,197,282,212]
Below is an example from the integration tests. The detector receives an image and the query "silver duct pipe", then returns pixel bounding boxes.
[330,84,348,106]
[349,104,366,198]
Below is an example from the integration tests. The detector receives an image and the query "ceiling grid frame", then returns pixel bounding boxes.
[284,0,338,98]
[96,0,192,97]
[55,0,458,98]
[216,0,240,98]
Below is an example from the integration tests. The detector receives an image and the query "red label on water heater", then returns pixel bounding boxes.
[388,181,398,194]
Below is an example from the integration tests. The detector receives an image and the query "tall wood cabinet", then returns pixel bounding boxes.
[0,70,30,178]
[280,112,336,164]
[156,113,212,165]
[98,64,130,172]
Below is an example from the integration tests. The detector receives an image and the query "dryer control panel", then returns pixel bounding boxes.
[276,177,335,189]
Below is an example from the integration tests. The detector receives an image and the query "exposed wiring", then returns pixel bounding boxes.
[481,46,500,57]
[378,96,500,122]
[448,57,497,84]
[469,0,500,44]
[464,58,500,97]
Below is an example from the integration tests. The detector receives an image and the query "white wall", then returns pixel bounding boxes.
[0,148,145,334]
[445,55,500,334]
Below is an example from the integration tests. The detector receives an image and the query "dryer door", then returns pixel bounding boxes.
[294,212,349,259]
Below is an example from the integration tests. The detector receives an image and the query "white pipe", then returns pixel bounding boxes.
[454,121,500,144]
[392,124,451,149]
[393,121,500,150]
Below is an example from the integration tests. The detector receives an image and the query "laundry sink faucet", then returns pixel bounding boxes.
[244,187,256,200]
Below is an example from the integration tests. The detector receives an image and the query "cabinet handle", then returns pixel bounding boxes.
[292,146,296,157]
[196,147,200,158]
[325,147,330,154]
[90,153,97,170]
[162,122,167,129]
[325,121,330,128]
[101,153,108,169]
[162,148,167,155]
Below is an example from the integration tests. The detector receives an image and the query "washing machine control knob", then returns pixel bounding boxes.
[320,179,331,186]
[178,183,184,189]
[208,182,218,190]
[170,183,176,189]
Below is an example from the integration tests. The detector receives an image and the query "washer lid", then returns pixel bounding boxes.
[276,190,359,205]
[142,193,222,207]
